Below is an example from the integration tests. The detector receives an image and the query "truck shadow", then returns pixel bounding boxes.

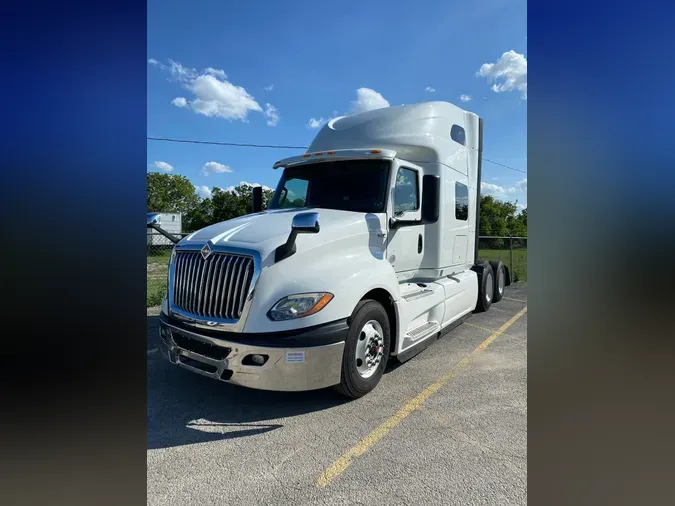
[147,315,350,450]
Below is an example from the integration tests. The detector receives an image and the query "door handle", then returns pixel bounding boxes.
[418,234,423,254]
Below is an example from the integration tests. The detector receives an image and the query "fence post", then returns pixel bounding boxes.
[509,233,514,278]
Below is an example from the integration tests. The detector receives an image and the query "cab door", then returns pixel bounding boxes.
[386,160,425,282]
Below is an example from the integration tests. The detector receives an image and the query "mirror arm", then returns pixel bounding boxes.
[147,222,181,244]
[275,229,299,262]
[275,211,320,263]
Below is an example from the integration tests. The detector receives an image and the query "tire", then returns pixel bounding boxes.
[474,262,494,313]
[489,260,506,303]
[334,300,391,399]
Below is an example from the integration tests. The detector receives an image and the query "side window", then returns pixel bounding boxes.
[455,182,469,220]
[393,167,419,216]
[279,178,308,208]
[451,124,466,146]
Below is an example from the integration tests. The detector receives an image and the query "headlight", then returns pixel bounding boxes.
[268,292,334,321]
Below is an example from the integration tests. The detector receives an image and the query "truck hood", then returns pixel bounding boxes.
[177,208,383,264]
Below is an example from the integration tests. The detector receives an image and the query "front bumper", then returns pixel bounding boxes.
[158,312,347,392]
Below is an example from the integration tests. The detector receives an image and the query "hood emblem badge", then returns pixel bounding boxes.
[201,243,212,260]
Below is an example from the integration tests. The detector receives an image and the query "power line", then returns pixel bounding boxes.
[481,156,527,174]
[147,137,307,150]
[147,136,526,174]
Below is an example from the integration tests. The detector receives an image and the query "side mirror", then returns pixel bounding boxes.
[147,213,161,226]
[276,211,320,262]
[421,174,440,224]
[291,211,320,234]
[252,186,263,213]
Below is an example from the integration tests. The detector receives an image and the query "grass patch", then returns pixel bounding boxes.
[478,249,528,282]
[147,276,167,307]
[147,249,171,264]
[147,250,170,307]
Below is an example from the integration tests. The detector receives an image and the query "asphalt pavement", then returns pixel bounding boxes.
[147,284,527,506]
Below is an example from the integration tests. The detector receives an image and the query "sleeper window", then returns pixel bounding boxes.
[451,125,466,146]
[455,182,468,220]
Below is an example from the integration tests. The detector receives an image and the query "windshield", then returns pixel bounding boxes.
[269,159,390,213]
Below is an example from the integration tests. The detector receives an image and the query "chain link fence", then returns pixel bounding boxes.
[147,232,528,307]
[147,232,190,307]
[477,235,528,283]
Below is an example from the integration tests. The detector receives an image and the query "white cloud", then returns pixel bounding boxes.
[188,74,263,120]
[150,59,269,122]
[516,202,527,212]
[148,58,159,65]
[460,94,472,102]
[492,177,499,181]
[152,161,174,172]
[167,59,198,81]
[308,117,327,129]
[204,67,227,79]
[477,50,527,99]
[224,181,274,194]
[264,103,280,126]
[194,185,212,199]
[350,87,390,114]
[240,181,273,192]
[481,181,517,199]
[425,86,436,93]
[264,84,274,91]
[481,178,527,200]
[201,161,233,176]
[308,89,387,127]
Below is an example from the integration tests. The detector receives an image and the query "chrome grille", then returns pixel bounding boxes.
[172,251,255,320]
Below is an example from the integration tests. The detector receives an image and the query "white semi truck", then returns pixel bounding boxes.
[157,101,511,398]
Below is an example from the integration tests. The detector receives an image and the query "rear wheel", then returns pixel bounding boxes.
[334,300,391,399]
[474,262,494,313]
[489,260,506,303]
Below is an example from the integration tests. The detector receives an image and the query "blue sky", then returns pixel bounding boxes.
[147,0,527,210]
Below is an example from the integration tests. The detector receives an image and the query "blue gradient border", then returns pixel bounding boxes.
[1,2,148,505]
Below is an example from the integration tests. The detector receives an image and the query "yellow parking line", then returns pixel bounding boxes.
[463,321,501,334]
[315,306,527,488]
[504,296,527,303]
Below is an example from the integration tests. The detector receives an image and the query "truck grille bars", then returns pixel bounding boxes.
[172,251,254,320]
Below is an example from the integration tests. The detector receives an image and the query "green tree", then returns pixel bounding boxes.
[184,197,215,232]
[478,196,527,247]
[147,173,200,215]
[181,183,275,231]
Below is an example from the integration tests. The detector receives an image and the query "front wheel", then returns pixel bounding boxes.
[334,300,391,399]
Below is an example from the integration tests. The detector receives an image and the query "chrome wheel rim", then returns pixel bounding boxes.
[486,273,493,302]
[355,320,385,379]
[498,269,505,295]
